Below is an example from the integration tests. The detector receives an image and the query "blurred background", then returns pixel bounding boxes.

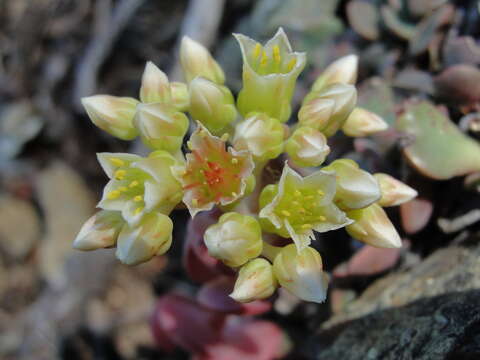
[1,0,480,359]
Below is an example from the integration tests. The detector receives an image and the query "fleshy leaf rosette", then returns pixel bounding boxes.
[174,124,254,217]
[259,164,352,251]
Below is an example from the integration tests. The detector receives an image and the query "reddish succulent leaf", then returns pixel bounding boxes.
[434,65,480,111]
[442,35,480,67]
[400,197,433,234]
[197,276,271,315]
[151,294,226,354]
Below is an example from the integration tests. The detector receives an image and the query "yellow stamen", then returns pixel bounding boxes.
[107,190,121,200]
[302,224,312,229]
[286,57,297,71]
[110,158,125,167]
[231,158,238,165]
[221,133,229,141]
[281,210,291,217]
[133,195,143,202]
[187,141,193,150]
[231,192,237,197]
[293,200,300,206]
[317,190,324,196]
[299,208,306,214]
[305,195,314,200]
[253,43,262,59]
[119,186,128,192]
[260,50,268,66]
[319,215,326,221]
[134,206,144,215]
[192,198,198,206]
[114,169,127,180]
[294,190,302,197]
[272,45,281,63]
[129,180,139,188]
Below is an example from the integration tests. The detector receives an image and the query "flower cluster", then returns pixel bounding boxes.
[74,28,417,303]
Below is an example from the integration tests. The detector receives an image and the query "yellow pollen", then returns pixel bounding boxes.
[253,43,262,59]
[114,169,127,180]
[272,45,281,63]
[299,208,306,214]
[281,210,291,217]
[134,206,144,215]
[260,50,268,66]
[107,190,121,200]
[305,195,314,200]
[119,186,128,192]
[294,190,302,197]
[133,195,143,202]
[286,57,297,71]
[231,191,237,197]
[110,158,125,167]
[129,180,139,188]
[302,224,312,229]
[319,215,326,221]
[231,158,238,164]
[293,200,300,206]
[317,190,324,196]
[221,133,229,141]
[192,198,198,206]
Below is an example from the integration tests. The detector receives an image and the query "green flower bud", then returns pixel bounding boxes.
[342,107,388,137]
[134,102,189,153]
[204,212,262,267]
[97,151,183,226]
[230,258,277,303]
[311,54,358,92]
[116,212,173,265]
[235,28,306,123]
[259,164,352,251]
[299,84,357,137]
[73,210,124,251]
[81,95,139,140]
[233,112,284,162]
[273,244,328,303]
[139,61,171,104]
[285,126,330,167]
[188,77,237,135]
[374,173,418,207]
[322,159,381,211]
[170,81,189,112]
[346,203,402,248]
[180,36,225,84]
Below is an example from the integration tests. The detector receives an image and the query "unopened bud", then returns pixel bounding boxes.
[82,95,139,140]
[233,112,284,162]
[342,107,388,137]
[134,102,189,153]
[273,244,329,303]
[230,258,277,303]
[346,203,402,248]
[73,210,124,250]
[139,62,171,104]
[204,212,262,267]
[180,36,225,84]
[116,212,173,265]
[323,159,380,210]
[170,82,189,112]
[311,54,358,92]
[285,126,330,167]
[189,77,237,135]
[299,84,357,137]
[374,173,418,207]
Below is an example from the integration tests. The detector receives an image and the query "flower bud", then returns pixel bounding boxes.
[322,159,380,210]
[170,81,189,112]
[139,61,171,104]
[233,112,284,162]
[73,210,124,250]
[180,36,225,84]
[285,126,330,167]
[188,77,237,135]
[230,258,277,303]
[204,212,262,267]
[116,212,173,265]
[81,95,139,140]
[342,107,388,137]
[374,173,418,207]
[235,28,306,123]
[299,84,357,137]
[311,54,358,92]
[346,203,402,248]
[134,102,189,153]
[273,244,329,303]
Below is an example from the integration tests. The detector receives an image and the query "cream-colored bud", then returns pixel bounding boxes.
[346,203,402,248]
[170,81,189,112]
[342,107,388,137]
[188,77,237,135]
[134,102,189,153]
[73,210,124,251]
[233,112,284,162]
[81,95,139,140]
[323,159,380,210]
[180,36,225,84]
[116,212,173,265]
[230,258,277,303]
[374,173,418,207]
[285,126,330,167]
[312,54,358,92]
[204,212,263,268]
[299,84,357,137]
[139,61,171,104]
[273,244,329,303]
